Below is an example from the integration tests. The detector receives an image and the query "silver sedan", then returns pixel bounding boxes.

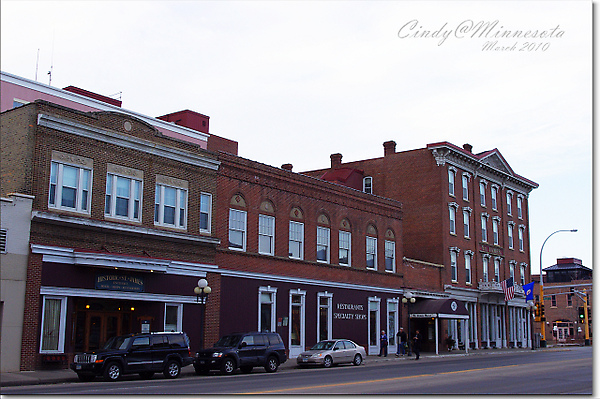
[296,339,366,368]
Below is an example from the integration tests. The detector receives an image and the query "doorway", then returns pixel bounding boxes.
[73,299,134,352]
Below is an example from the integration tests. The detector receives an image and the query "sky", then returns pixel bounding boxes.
[1,1,592,273]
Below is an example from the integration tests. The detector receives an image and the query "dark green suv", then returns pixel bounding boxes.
[194,332,287,375]
[70,332,193,382]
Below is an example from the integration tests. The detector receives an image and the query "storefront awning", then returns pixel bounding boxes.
[409,298,469,319]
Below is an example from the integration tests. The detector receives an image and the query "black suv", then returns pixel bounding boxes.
[70,332,193,382]
[194,332,287,375]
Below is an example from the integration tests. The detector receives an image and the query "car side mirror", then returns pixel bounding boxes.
[333,347,339,351]
[239,342,247,348]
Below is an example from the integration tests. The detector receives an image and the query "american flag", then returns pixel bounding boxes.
[500,277,515,302]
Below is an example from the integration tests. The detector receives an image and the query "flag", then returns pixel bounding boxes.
[523,281,535,302]
[500,277,515,302]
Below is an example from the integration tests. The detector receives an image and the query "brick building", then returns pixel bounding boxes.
[303,140,539,350]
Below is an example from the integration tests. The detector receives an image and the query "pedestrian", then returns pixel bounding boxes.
[378,330,388,357]
[396,327,407,356]
[412,329,422,360]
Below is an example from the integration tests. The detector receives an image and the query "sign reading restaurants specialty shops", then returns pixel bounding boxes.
[334,303,367,320]
[95,274,144,292]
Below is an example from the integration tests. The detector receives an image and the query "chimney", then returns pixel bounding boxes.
[330,153,342,169]
[463,143,473,153]
[281,163,293,171]
[383,140,397,157]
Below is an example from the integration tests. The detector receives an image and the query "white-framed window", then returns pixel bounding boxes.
[317,292,333,341]
[363,177,373,194]
[463,209,470,238]
[494,258,500,282]
[462,174,469,201]
[509,262,516,281]
[289,221,304,259]
[258,286,277,332]
[479,181,486,207]
[164,303,183,332]
[491,185,498,210]
[520,264,526,286]
[385,240,395,272]
[506,192,513,215]
[316,226,330,263]
[229,209,247,251]
[481,215,488,242]
[339,230,351,266]
[258,214,275,255]
[448,168,456,196]
[155,180,187,229]
[465,251,473,285]
[449,203,458,235]
[492,218,499,245]
[49,160,92,213]
[517,196,523,219]
[366,236,377,269]
[199,193,212,233]
[40,296,67,353]
[450,249,459,282]
[289,289,307,357]
[518,226,525,251]
[105,173,142,222]
[508,223,514,249]
[483,256,490,282]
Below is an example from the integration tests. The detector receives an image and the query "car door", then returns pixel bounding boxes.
[331,340,348,364]
[237,335,257,366]
[251,334,267,365]
[126,336,152,372]
[151,335,170,371]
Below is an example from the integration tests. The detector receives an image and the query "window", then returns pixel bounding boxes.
[49,160,92,213]
[510,263,515,280]
[449,204,457,235]
[0,228,6,253]
[289,221,304,259]
[518,227,524,251]
[366,236,377,269]
[155,180,187,228]
[258,215,275,255]
[508,223,514,249]
[506,192,513,215]
[463,209,470,238]
[517,196,523,219]
[481,215,488,242]
[105,173,142,221]
[491,186,498,210]
[551,295,557,308]
[363,177,373,194]
[164,303,183,332]
[448,168,456,196]
[40,296,67,353]
[483,256,489,282]
[316,226,330,263]
[450,249,458,282]
[385,240,395,272]
[567,293,573,307]
[199,193,212,233]
[492,218,499,245]
[462,174,469,200]
[229,209,247,251]
[494,258,500,282]
[289,290,306,351]
[317,292,333,341]
[259,287,277,332]
[465,252,472,284]
[479,181,486,206]
[339,231,351,266]
[520,265,525,286]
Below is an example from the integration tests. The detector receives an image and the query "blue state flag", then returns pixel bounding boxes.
[523,281,535,301]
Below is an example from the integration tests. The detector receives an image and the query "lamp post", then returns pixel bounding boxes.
[402,292,416,356]
[539,229,577,348]
[526,300,536,350]
[194,278,211,350]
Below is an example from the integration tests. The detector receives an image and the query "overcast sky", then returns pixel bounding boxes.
[1,1,592,273]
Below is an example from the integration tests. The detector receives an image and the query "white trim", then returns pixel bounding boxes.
[288,289,307,358]
[164,303,183,332]
[368,297,381,355]
[258,286,277,332]
[39,295,68,353]
[317,291,333,342]
[40,286,200,303]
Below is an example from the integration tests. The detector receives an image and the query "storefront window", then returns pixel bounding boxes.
[40,296,67,353]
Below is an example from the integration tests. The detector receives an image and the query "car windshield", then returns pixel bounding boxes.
[214,335,242,348]
[311,341,336,350]
[102,335,131,350]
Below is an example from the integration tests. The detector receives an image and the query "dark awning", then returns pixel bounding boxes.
[409,298,469,320]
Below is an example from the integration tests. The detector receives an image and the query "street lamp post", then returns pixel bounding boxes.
[538,229,577,348]
[402,292,416,356]
[526,300,536,350]
[194,278,211,350]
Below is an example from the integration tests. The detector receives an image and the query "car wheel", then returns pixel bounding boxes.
[77,373,95,382]
[323,355,333,368]
[220,358,236,375]
[240,366,253,374]
[103,362,122,382]
[353,353,363,366]
[264,356,279,373]
[139,371,154,380]
[194,366,210,376]
[163,360,181,379]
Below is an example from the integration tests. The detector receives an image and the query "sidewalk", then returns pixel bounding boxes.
[0,346,558,388]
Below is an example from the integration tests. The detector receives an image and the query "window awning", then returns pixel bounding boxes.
[409,298,469,319]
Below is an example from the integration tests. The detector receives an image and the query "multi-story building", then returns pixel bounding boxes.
[532,258,592,345]
[303,140,539,350]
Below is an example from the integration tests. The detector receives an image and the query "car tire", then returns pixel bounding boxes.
[103,362,122,382]
[240,366,253,374]
[163,360,181,379]
[220,358,236,375]
[353,353,363,366]
[264,356,279,373]
[77,373,95,382]
[139,371,154,380]
[323,355,333,368]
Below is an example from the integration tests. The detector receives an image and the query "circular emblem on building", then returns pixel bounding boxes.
[451,301,458,312]
[124,121,132,132]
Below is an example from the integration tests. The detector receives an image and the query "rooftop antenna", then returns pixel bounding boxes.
[48,31,55,86]
[35,49,40,81]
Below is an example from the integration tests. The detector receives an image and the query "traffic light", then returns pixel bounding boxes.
[579,306,585,320]
[540,303,546,321]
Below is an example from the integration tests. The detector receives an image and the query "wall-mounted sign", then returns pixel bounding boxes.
[333,303,367,321]
[479,243,503,256]
[95,274,144,292]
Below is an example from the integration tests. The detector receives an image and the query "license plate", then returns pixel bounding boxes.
[76,365,82,370]
[301,359,307,362]
[198,360,205,365]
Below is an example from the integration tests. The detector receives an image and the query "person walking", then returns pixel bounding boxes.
[378,330,388,357]
[412,329,422,360]
[396,327,407,356]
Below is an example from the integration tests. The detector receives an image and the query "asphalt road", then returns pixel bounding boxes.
[1,347,592,395]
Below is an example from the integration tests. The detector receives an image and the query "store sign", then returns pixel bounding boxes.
[333,303,367,321]
[95,274,144,292]
[479,243,503,256]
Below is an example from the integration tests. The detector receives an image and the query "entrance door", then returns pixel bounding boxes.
[556,326,569,343]
[80,311,131,352]
[288,290,306,358]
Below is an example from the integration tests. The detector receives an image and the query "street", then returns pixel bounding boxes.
[0,347,592,395]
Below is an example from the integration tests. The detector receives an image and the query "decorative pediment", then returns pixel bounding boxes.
[478,151,514,176]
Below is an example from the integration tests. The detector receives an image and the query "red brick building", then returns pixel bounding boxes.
[303,140,539,350]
